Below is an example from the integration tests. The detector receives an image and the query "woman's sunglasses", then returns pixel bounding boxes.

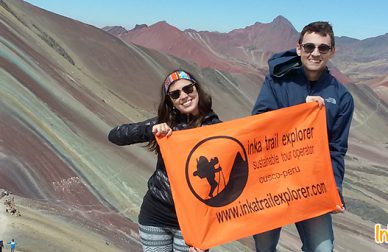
[168,83,196,100]
[301,43,332,54]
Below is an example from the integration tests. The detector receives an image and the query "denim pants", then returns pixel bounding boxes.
[253,213,334,252]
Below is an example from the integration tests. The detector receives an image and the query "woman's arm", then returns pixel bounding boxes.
[108,117,156,145]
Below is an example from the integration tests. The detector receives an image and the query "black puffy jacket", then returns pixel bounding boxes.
[108,112,221,207]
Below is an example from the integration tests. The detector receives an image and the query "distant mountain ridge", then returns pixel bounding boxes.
[104,17,388,105]
[334,33,388,84]
[104,17,388,88]
[103,16,299,73]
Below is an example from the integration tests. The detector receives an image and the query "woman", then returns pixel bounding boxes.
[108,70,220,251]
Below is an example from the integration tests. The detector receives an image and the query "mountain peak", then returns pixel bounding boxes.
[149,21,182,32]
[153,20,170,27]
[101,26,127,35]
[133,24,148,30]
[272,15,293,27]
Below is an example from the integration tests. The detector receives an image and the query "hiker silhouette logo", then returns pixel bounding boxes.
[185,136,248,207]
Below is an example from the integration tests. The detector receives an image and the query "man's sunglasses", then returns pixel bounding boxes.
[168,83,196,100]
[301,43,332,54]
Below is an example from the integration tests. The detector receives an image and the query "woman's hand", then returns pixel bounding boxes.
[152,123,172,137]
[306,96,325,109]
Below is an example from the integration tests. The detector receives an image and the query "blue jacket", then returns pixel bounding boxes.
[252,49,354,197]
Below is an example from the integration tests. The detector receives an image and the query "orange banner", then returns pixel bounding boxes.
[157,103,341,249]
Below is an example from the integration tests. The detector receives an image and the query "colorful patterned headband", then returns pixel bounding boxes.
[163,70,195,93]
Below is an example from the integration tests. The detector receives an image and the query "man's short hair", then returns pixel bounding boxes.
[298,21,335,47]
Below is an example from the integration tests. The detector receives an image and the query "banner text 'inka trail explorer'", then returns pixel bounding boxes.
[157,103,341,249]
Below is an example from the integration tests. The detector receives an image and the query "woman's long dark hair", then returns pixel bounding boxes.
[148,70,212,152]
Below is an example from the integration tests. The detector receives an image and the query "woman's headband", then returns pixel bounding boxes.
[163,70,195,93]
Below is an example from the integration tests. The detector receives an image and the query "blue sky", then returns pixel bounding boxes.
[26,0,387,40]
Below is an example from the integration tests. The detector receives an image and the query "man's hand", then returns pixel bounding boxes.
[332,204,345,214]
[306,96,325,109]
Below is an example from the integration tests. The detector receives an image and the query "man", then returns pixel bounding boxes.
[251,21,354,252]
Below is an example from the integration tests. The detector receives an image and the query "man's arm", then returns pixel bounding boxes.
[251,76,280,115]
[329,92,354,201]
